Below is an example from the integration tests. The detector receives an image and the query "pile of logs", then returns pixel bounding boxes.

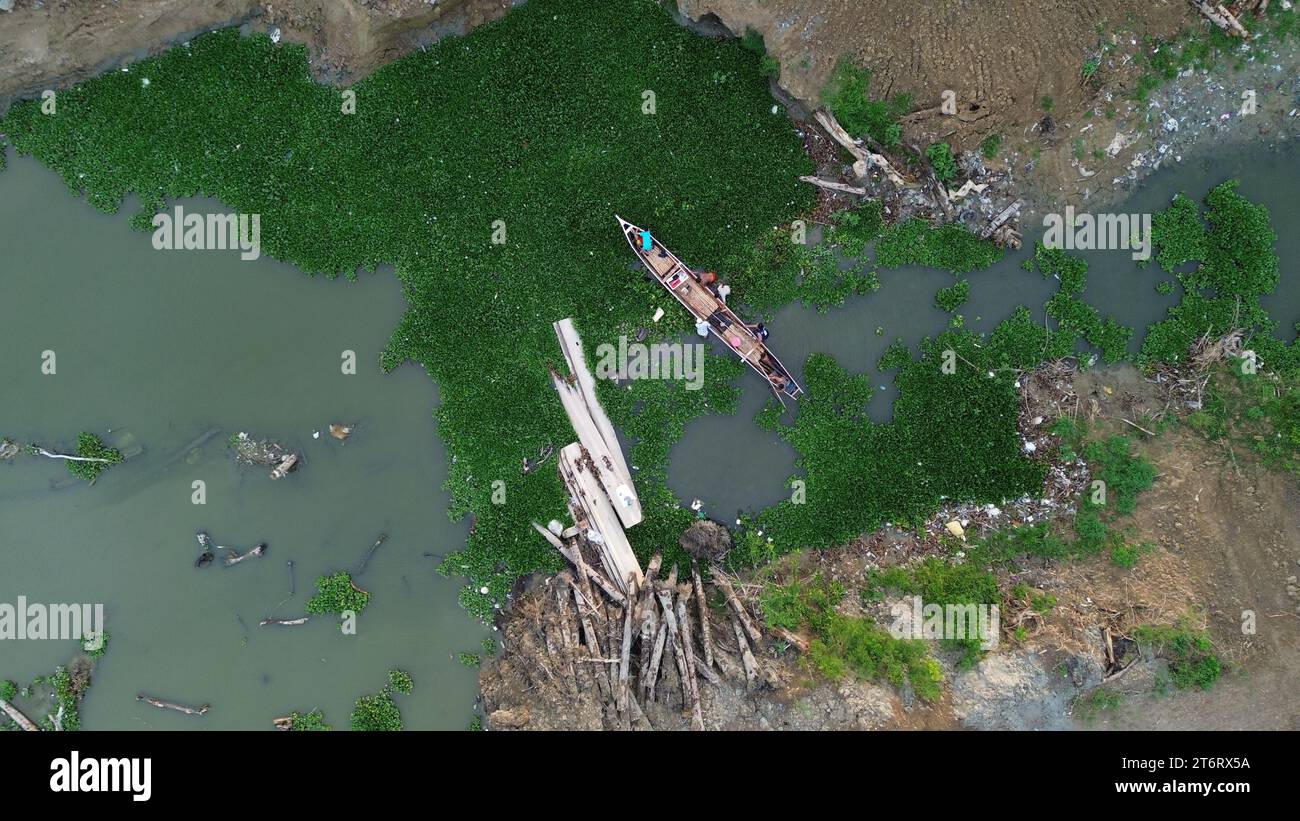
[1190,1,1260,37]
[536,537,770,730]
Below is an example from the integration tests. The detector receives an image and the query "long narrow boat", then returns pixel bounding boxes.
[615,216,803,403]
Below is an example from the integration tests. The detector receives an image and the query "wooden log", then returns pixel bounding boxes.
[774,626,811,653]
[980,200,1022,239]
[692,561,715,671]
[1191,1,1249,35]
[606,604,621,697]
[259,616,309,627]
[224,542,267,566]
[618,581,636,714]
[731,617,759,688]
[0,698,40,731]
[137,694,209,716]
[33,447,113,463]
[712,567,761,646]
[675,582,705,730]
[354,533,388,575]
[570,585,611,701]
[799,175,867,196]
[645,621,668,703]
[638,556,661,693]
[554,577,583,690]
[655,582,692,714]
[270,453,299,480]
[273,716,293,730]
[692,651,722,686]
[814,108,910,187]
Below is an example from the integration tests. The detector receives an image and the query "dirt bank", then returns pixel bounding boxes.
[678,0,1300,216]
[0,0,517,108]
[480,359,1300,730]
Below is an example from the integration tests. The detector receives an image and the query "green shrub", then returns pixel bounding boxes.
[287,708,331,730]
[926,142,958,183]
[0,680,16,702]
[979,134,1002,159]
[66,433,124,482]
[822,58,910,147]
[1131,622,1223,691]
[935,279,970,312]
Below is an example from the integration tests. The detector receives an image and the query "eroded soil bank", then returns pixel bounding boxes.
[480,360,1300,730]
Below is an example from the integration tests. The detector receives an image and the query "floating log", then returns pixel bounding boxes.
[273,716,294,730]
[557,443,643,594]
[137,694,209,716]
[270,453,299,480]
[259,616,309,627]
[552,318,642,529]
[224,543,267,566]
[33,447,113,463]
[0,698,40,731]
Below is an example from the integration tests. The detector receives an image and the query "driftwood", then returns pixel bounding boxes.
[799,175,867,196]
[273,716,294,730]
[270,453,299,480]
[33,447,113,463]
[259,616,309,627]
[1191,1,1249,36]
[224,543,267,566]
[712,567,762,646]
[814,108,910,188]
[981,200,1022,240]
[0,698,40,731]
[137,694,209,716]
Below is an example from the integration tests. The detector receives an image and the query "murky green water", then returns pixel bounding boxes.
[3,129,1298,729]
[0,154,486,730]
[670,142,1300,520]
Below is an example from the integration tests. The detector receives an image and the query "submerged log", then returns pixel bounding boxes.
[224,543,267,566]
[0,698,40,731]
[137,694,209,716]
[354,533,388,575]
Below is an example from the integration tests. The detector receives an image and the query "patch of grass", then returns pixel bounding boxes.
[1074,687,1123,722]
[926,142,958,183]
[1131,621,1223,691]
[979,134,1002,159]
[764,572,942,700]
[822,57,910,147]
[1041,95,1054,112]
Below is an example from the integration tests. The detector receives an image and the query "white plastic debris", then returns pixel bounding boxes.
[270,26,282,44]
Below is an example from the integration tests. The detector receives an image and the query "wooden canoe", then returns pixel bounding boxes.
[615,215,803,403]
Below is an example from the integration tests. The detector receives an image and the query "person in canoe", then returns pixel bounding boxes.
[746,321,769,341]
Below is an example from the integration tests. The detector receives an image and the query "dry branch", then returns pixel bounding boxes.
[137,694,209,716]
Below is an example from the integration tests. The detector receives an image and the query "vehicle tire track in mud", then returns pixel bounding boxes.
[680,0,1189,147]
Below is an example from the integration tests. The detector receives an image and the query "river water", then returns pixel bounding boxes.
[0,153,486,730]
[2,134,1297,729]
[669,142,1300,521]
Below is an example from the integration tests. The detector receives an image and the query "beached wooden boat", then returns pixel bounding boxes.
[615,216,803,403]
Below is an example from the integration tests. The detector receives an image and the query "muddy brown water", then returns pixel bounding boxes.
[669,142,1300,522]
[0,153,487,730]
[2,135,1297,729]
